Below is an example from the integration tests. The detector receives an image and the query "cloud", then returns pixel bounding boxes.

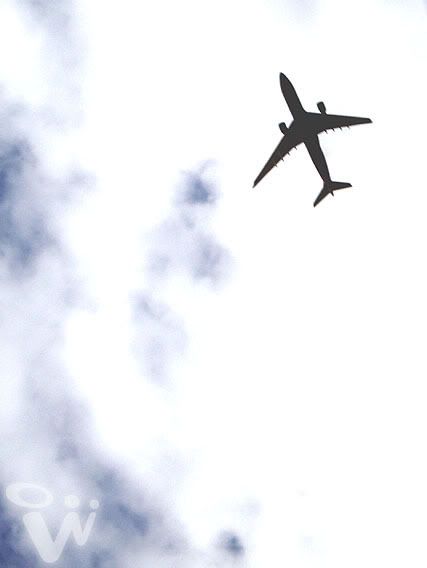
[285,0,317,18]
[217,530,245,557]
[147,162,231,285]
[0,3,233,565]
[0,140,46,268]
[132,162,231,382]
[0,494,38,568]
[132,293,187,383]
[46,459,188,568]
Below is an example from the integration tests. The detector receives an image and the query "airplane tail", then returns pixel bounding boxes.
[313,180,352,207]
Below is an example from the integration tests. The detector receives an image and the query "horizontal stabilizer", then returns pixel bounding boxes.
[313,180,352,207]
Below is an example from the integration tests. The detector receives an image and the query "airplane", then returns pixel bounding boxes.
[253,73,372,207]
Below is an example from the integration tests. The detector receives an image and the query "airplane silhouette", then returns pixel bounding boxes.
[253,73,372,207]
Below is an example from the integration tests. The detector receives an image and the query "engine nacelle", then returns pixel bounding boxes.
[279,122,288,134]
[317,101,327,114]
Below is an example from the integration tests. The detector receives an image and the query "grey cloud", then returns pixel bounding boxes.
[191,235,228,282]
[0,495,38,568]
[291,0,317,16]
[132,293,187,382]
[0,151,193,568]
[18,344,186,565]
[0,87,216,568]
[48,460,187,568]
[132,163,231,382]
[24,0,73,23]
[22,0,81,57]
[3,358,189,567]
[178,161,218,205]
[269,0,318,19]
[0,3,238,567]
[217,531,245,557]
[0,139,54,271]
[0,4,114,568]
[148,163,231,285]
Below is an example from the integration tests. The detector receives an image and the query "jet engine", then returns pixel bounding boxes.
[317,101,327,114]
[279,122,288,134]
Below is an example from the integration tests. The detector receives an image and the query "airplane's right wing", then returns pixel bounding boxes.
[307,112,372,135]
[253,126,303,188]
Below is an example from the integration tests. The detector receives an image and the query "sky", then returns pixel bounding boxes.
[0,0,427,567]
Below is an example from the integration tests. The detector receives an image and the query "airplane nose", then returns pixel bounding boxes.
[279,72,290,87]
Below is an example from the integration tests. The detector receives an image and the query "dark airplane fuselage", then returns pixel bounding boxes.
[280,74,332,184]
[304,135,332,183]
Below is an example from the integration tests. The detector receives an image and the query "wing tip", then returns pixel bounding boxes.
[253,176,262,188]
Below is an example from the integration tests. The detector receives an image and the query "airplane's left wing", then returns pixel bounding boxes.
[253,126,303,187]
[307,112,372,136]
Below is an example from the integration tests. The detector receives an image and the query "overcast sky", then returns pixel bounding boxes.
[1,1,427,567]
